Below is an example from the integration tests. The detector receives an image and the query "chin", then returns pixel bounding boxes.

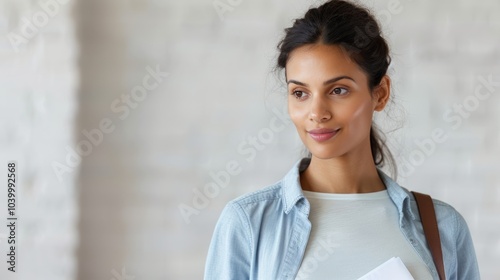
[306,146,343,160]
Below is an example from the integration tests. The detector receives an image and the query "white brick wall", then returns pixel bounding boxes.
[1,0,498,279]
[0,0,79,279]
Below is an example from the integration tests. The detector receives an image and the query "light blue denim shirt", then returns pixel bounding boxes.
[204,158,480,280]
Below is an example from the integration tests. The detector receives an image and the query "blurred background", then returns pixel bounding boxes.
[0,0,499,279]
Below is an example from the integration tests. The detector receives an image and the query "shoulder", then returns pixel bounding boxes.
[408,191,463,223]
[225,181,284,211]
[431,197,471,234]
[428,197,467,228]
[410,193,471,242]
[212,181,287,243]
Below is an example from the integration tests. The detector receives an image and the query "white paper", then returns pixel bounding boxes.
[357,257,415,280]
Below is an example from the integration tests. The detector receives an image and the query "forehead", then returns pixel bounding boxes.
[286,43,368,85]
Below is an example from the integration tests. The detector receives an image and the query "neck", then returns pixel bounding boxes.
[300,143,386,194]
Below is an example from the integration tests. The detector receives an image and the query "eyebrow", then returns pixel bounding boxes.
[286,75,355,87]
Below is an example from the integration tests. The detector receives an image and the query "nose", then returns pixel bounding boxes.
[309,95,332,123]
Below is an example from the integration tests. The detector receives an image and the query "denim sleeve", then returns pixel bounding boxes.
[454,210,481,280]
[204,202,253,280]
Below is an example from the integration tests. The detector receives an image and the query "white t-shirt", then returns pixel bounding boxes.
[295,190,433,280]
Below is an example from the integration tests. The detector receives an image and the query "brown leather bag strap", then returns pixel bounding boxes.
[412,191,446,280]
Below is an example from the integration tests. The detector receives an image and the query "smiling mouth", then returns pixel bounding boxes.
[307,129,340,142]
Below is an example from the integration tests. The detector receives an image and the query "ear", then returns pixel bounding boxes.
[372,75,391,111]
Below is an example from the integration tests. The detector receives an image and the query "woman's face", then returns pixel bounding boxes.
[286,43,388,160]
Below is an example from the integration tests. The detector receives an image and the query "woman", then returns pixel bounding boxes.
[204,0,480,279]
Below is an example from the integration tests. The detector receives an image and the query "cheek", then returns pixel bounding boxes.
[343,100,374,129]
[288,103,307,128]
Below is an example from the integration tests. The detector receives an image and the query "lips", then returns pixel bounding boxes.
[307,128,340,142]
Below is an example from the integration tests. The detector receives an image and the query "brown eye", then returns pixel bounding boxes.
[332,87,348,95]
[292,91,308,100]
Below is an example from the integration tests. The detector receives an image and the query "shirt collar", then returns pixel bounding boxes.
[281,157,311,215]
[281,157,417,221]
[376,167,417,222]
